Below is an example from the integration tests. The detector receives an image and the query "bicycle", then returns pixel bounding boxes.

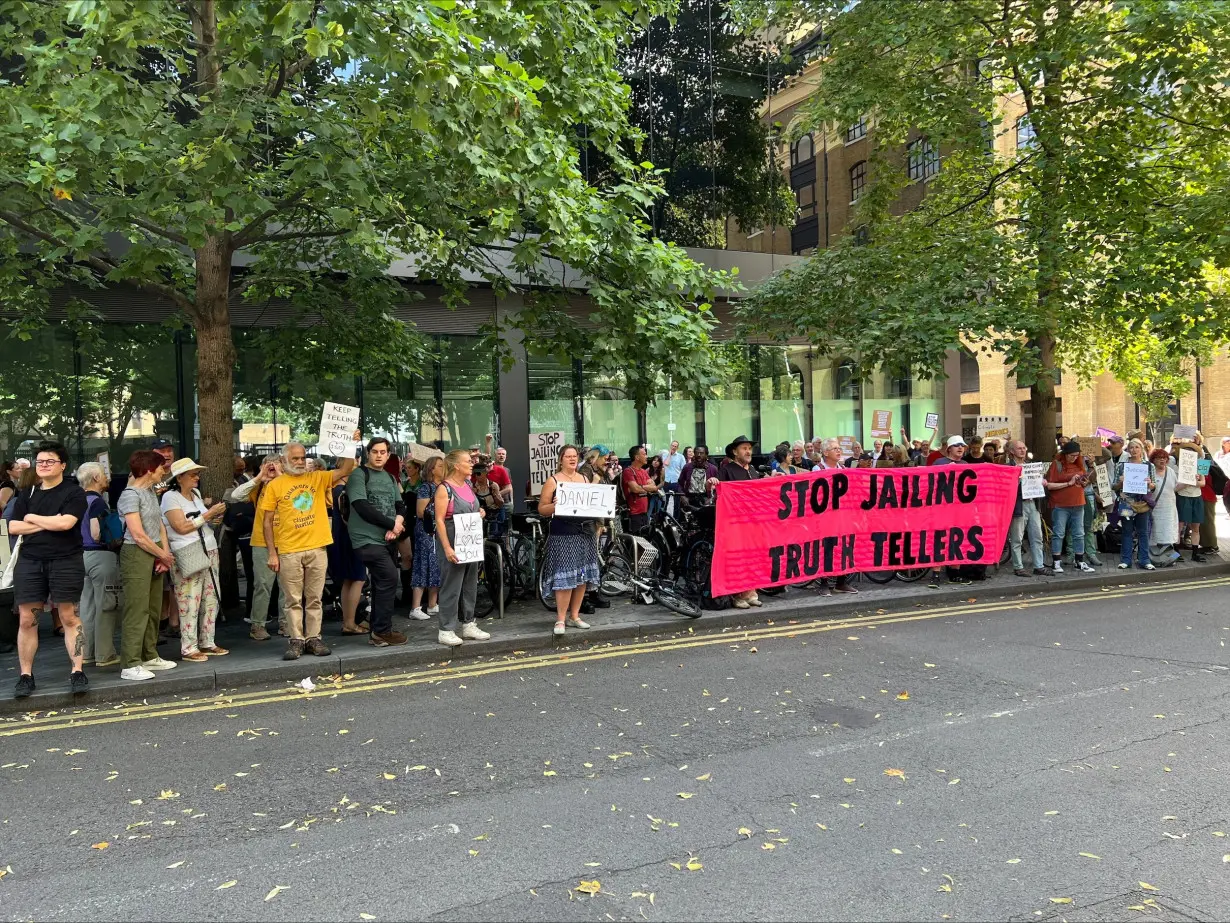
[600,532,701,618]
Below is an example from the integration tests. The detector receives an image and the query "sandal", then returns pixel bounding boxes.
[181,651,209,663]
[341,627,366,635]
[200,646,229,656]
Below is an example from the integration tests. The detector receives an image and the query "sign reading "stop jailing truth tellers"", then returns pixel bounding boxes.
[710,466,1020,596]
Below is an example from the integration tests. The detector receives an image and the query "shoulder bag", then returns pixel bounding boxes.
[172,491,212,578]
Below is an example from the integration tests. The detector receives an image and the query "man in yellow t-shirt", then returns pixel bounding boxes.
[260,439,357,660]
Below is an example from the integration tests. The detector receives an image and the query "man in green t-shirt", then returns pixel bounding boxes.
[346,437,407,646]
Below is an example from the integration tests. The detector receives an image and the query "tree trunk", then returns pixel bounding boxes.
[1029,331,1059,453]
[192,233,236,504]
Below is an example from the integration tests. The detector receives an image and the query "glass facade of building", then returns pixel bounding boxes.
[0,322,945,478]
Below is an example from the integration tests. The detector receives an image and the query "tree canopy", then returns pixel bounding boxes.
[1,0,729,493]
[737,0,1230,444]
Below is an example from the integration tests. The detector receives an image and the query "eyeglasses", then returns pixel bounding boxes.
[35,458,62,467]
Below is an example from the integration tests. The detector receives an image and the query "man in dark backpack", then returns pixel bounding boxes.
[346,437,407,647]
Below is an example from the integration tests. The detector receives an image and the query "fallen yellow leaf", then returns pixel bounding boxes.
[360,915,377,921]
[215,880,237,890]
[166,861,185,869]
[382,773,396,780]
[844,777,856,784]
[1050,897,1073,904]
[1139,882,1159,892]
[213,783,227,792]
[884,768,906,780]
[695,773,711,781]
[896,691,910,701]
[1005,858,1021,864]
[575,880,601,895]
[157,790,180,800]
[264,885,288,902]
[738,826,752,838]
[891,848,903,855]
[408,765,427,771]
[677,792,694,799]
[1044,811,1059,816]
[686,858,703,871]
[91,842,109,850]
[761,842,775,850]
[1079,852,1101,860]
[543,770,557,777]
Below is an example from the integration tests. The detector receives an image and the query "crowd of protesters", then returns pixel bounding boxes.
[3,421,1227,699]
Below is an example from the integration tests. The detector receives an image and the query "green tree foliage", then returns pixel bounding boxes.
[737,0,1230,445]
[613,0,797,247]
[0,0,727,494]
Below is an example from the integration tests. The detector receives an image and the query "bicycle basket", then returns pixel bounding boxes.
[628,535,659,577]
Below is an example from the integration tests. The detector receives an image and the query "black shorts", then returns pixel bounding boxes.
[13,554,86,606]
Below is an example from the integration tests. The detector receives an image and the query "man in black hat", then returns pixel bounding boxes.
[717,435,758,483]
[716,436,763,608]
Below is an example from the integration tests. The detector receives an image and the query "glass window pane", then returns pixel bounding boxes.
[704,344,755,454]
[810,357,861,443]
[78,324,182,470]
[364,368,435,449]
[758,346,807,451]
[528,352,578,443]
[582,363,638,453]
[1,324,81,465]
[439,335,495,451]
[645,381,697,455]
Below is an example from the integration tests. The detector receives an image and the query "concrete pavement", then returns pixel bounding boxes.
[0,576,1227,921]
[2,545,1228,713]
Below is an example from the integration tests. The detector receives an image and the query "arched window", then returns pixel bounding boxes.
[791,133,814,166]
[834,359,861,401]
[959,348,981,394]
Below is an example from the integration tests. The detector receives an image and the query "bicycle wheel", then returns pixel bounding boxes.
[508,532,535,599]
[474,560,496,618]
[599,540,635,598]
[895,566,931,583]
[537,551,556,610]
[652,577,702,618]
[863,568,896,585]
[683,539,728,610]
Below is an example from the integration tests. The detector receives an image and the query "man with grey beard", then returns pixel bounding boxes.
[259,439,357,660]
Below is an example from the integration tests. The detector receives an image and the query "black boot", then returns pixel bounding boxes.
[1192,549,1207,563]
[589,591,610,609]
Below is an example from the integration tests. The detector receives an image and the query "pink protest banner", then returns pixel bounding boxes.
[710,465,1021,596]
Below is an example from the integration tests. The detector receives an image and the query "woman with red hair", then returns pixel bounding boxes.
[116,450,176,682]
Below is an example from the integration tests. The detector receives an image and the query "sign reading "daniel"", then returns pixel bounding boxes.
[554,482,617,518]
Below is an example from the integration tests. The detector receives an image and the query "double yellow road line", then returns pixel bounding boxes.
[4,575,1226,738]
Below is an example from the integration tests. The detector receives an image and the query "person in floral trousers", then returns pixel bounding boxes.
[160,459,229,662]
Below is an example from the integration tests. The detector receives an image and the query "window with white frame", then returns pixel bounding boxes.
[845,116,867,143]
[849,160,867,202]
[1016,115,1036,150]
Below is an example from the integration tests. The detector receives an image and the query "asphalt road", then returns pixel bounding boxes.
[2,578,1228,923]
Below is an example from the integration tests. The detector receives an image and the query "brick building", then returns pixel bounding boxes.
[730,45,1230,445]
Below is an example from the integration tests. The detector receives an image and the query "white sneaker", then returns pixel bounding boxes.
[437,630,463,647]
[121,666,155,682]
[1144,563,1156,571]
[1117,563,1130,570]
[426,605,440,615]
[408,607,431,621]
[460,623,490,641]
[1051,561,1064,574]
[142,657,177,671]
[1078,561,1096,573]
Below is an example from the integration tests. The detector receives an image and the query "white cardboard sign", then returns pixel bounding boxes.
[96,452,111,480]
[1094,461,1115,507]
[528,431,565,497]
[1020,462,1047,500]
[976,415,1011,440]
[318,401,360,457]
[452,512,484,564]
[1123,462,1150,494]
[924,412,939,431]
[1177,448,1199,486]
[554,481,617,518]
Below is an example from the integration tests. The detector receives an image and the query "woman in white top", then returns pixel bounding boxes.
[1148,448,1180,548]
[161,458,227,662]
